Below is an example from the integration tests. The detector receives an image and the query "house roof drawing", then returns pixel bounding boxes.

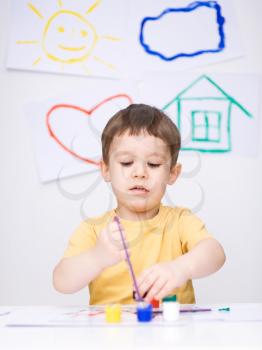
[163,75,252,118]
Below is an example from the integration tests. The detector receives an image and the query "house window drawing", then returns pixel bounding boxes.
[191,110,222,142]
[162,75,252,153]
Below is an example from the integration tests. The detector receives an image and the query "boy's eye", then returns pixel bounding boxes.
[119,161,161,167]
[148,163,161,168]
[120,161,133,167]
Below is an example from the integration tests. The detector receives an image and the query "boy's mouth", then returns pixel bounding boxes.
[129,185,149,194]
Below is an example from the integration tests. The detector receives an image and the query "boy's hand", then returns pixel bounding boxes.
[94,220,128,269]
[136,260,189,303]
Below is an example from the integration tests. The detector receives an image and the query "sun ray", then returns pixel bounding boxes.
[86,0,101,15]
[32,56,42,66]
[27,3,44,20]
[100,35,122,42]
[93,55,116,70]
[16,40,39,44]
[57,0,63,8]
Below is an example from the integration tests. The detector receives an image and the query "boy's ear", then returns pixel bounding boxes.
[100,160,111,182]
[168,163,181,185]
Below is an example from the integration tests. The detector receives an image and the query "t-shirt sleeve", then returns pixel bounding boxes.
[178,208,213,253]
[63,221,97,258]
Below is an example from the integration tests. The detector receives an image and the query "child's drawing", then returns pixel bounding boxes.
[139,1,225,62]
[46,94,132,166]
[126,0,243,75]
[26,81,137,182]
[139,73,259,156]
[7,0,126,77]
[163,75,252,153]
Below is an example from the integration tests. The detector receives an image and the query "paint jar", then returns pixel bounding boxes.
[150,298,160,309]
[162,295,180,321]
[136,302,153,322]
[105,304,121,323]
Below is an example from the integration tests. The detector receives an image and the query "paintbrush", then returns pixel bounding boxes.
[114,216,143,301]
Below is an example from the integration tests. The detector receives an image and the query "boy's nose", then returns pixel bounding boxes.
[132,163,148,178]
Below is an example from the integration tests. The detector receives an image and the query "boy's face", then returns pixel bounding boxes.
[101,131,181,220]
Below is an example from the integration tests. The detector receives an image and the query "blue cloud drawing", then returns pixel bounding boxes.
[139,1,225,61]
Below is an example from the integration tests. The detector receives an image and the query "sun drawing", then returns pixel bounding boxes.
[16,0,121,73]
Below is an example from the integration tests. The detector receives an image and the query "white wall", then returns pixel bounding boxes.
[0,0,261,305]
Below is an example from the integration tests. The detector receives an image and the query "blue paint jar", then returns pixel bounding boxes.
[136,302,153,322]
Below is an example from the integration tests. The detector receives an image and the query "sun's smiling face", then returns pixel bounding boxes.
[42,10,98,64]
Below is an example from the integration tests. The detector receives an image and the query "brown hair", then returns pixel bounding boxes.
[101,104,181,166]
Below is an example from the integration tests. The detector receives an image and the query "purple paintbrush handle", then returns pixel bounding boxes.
[114,216,142,301]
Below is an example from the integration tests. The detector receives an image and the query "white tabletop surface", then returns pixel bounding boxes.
[0,303,262,350]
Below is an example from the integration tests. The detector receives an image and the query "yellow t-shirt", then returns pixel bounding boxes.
[63,205,212,305]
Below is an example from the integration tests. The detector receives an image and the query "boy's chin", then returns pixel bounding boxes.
[128,202,158,214]
[117,194,161,215]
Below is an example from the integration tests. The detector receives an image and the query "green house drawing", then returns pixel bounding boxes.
[163,75,252,153]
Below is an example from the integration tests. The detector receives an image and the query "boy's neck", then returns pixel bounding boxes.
[115,205,160,221]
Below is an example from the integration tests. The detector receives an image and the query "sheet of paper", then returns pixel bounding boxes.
[7,0,127,78]
[0,307,19,327]
[5,305,262,327]
[5,306,186,327]
[125,0,244,77]
[26,79,139,182]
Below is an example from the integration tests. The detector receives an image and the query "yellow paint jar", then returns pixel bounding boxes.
[105,304,122,323]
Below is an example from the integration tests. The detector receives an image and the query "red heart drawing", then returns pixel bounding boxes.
[46,94,133,167]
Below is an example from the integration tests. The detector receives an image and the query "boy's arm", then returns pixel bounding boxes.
[53,220,127,294]
[178,237,226,279]
[53,246,105,294]
[137,238,225,302]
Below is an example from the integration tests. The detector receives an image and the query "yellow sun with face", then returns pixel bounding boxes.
[17,0,121,73]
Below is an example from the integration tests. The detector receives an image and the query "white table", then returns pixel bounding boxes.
[0,304,262,349]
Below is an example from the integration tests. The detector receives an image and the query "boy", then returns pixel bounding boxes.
[53,104,225,305]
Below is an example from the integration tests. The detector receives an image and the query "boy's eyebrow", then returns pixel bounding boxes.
[114,151,167,159]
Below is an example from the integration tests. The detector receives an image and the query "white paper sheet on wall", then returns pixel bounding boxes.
[139,73,260,157]
[125,0,244,76]
[7,0,128,78]
[26,79,139,182]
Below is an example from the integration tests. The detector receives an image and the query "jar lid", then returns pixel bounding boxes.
[162,295,177,302]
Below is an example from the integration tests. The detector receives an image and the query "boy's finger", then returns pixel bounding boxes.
[109,231,129,248]
[144,277,166,302]
[108,221,117,231]
[119,246,131,256]
[137,272,157,297]
[108,224,126,243]
[137,267,154,287]
[108,228,125,241]
[153,281,171,301]
[109,229,123,239]
[133,290,148,301]
[107,234,121,247]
